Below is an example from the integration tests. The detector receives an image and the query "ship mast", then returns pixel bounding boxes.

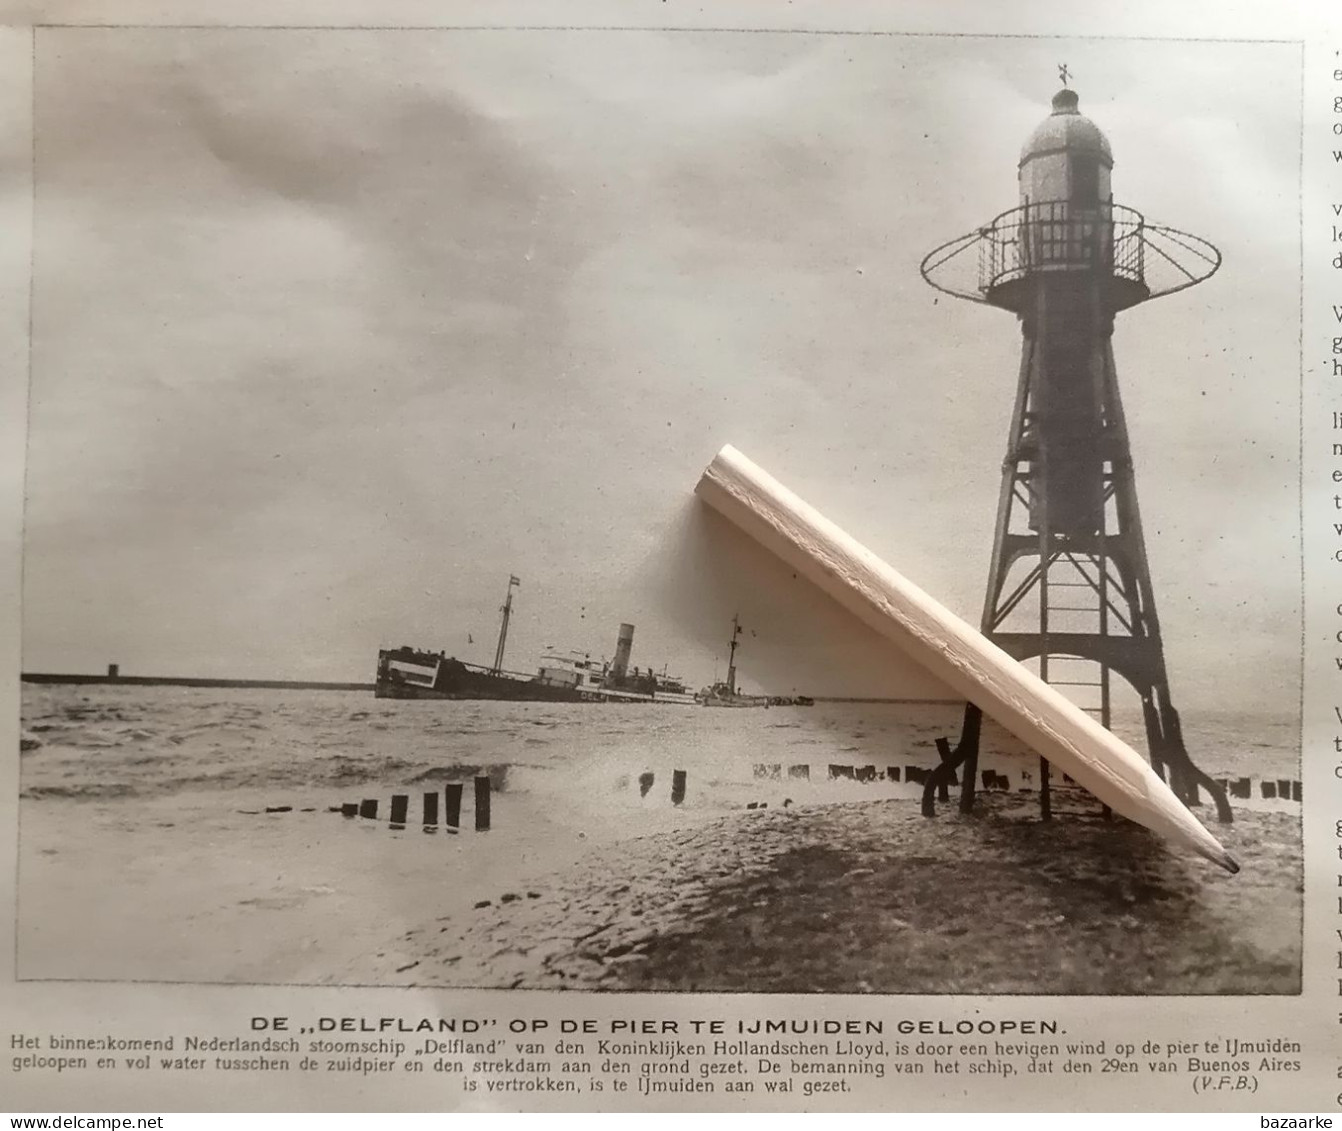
[491,574,519,675]
[726,613,741,696]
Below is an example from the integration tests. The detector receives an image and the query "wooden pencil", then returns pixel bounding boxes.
[695,443,1237,873]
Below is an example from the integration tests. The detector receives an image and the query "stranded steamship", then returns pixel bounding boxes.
[375,576,696,704]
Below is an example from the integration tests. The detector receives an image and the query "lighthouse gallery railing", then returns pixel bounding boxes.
[920,200,1220,308]
[979,201,1144,289]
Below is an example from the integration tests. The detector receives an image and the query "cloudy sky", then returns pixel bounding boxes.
[22,28,1299,709]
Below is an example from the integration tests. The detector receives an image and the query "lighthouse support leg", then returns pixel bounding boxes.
[923,702,982,817]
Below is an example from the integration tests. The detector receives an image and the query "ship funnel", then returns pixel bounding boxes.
[610,623,635,680]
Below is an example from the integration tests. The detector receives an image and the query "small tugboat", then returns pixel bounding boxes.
[695,614,771,707]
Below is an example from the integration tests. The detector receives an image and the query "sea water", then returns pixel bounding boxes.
[19,684,1302,822]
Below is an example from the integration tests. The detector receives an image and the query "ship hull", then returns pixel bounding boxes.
[375,651,696,704]
[376,656,587,702]
[375,678,586,703]
[377,681,697,705]
[696,689,771,708]
[698,697,769,708]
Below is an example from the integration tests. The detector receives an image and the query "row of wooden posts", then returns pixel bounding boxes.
[957,768,1300,802]
[755,763,1302,802]
[338,767,1298,832]
[749,763,942,783]
[809,764,1019,788]
[340,777,493,832]
[1223,777,1303,802]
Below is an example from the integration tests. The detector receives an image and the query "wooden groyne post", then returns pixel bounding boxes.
[445,783,463,830]
[671,769,687,807]
[390,794,409,829]
[474,775,491,831]
[423,791,438,831]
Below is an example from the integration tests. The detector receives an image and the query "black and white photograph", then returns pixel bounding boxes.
[17,28,1302,996]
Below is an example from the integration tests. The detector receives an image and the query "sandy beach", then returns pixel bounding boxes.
[18,784,1299,995]
[16,781,718,985]
[353,792,1300,995]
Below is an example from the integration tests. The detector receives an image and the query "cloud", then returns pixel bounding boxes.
[22,30,1300,714]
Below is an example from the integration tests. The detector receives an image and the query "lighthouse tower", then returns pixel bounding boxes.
[919,83,1229,822]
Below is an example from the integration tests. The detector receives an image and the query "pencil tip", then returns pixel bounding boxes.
[1220,852,1240,875]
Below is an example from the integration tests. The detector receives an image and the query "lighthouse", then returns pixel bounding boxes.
[919,81,1229,822]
